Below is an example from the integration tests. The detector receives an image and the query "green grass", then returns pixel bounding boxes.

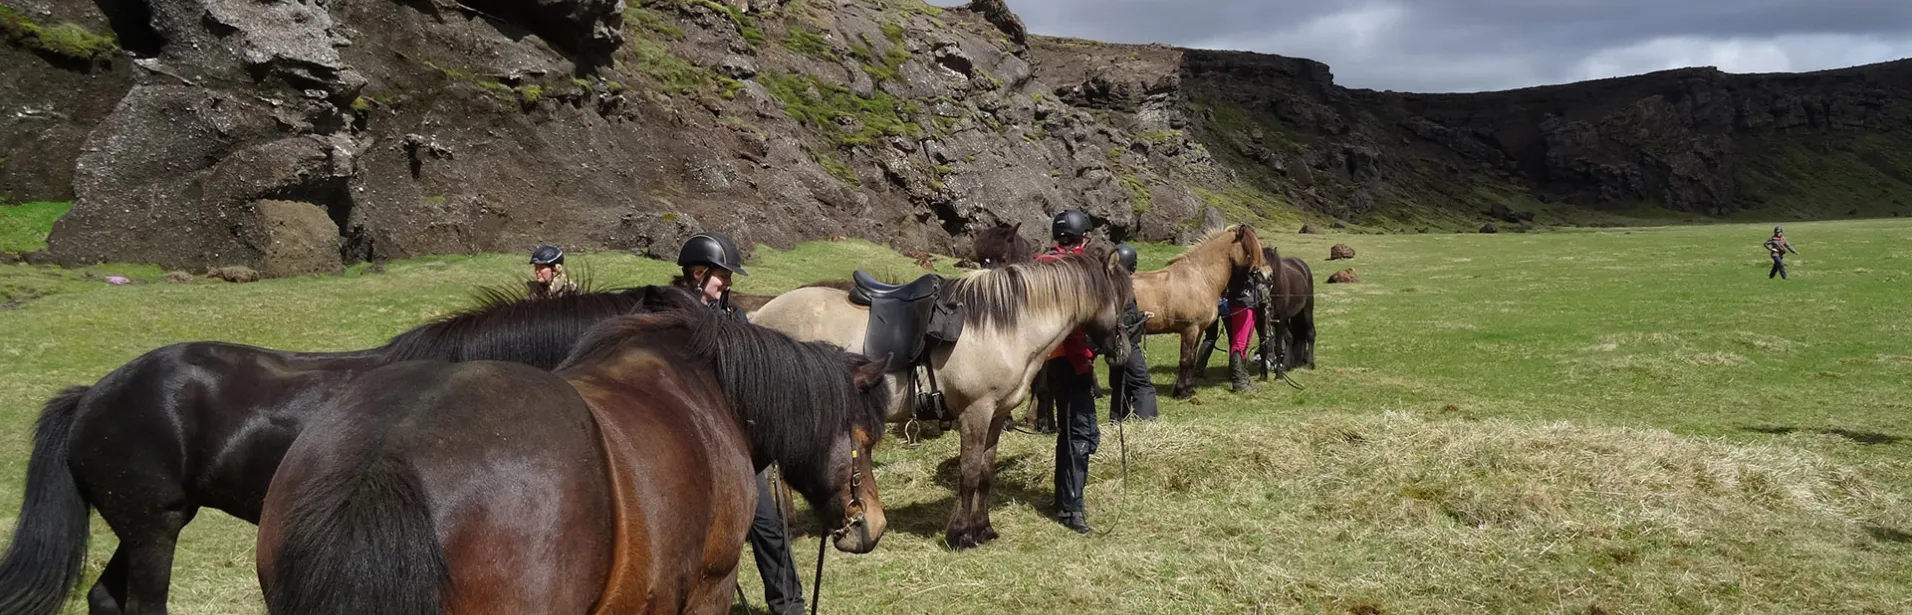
[0,5,119,61]
[0,201,71,253]
[782,24,839,62]
[759,72,921,146]
[4,221,1911,614]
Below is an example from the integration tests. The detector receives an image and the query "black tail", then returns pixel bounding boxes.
[264,455,449,615]
[0,386,94,615]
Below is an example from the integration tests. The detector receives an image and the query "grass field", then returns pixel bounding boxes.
[3,219,1910,614]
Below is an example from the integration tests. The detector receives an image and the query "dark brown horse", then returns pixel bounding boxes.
[0,285,700,615]
[1261,246,1317,371]
[971,221,1036,269]
[255,308,891,614]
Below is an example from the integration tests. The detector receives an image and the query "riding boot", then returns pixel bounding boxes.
[1229,354,1258,393]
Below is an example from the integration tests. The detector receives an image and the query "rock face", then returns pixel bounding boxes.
[11,0,1912,273]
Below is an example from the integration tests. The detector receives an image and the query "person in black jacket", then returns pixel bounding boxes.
[1109,243,1158,421]
[674,233,807,615]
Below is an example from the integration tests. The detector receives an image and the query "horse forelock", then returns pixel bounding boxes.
[558,309,888,497]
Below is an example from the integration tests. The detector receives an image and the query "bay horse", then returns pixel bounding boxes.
[1131,224,1266,398]
[0,285,700,615]
[747,251,1134,549]
[255,308,891,615]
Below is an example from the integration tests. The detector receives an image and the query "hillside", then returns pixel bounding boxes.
[4,0,1911,273]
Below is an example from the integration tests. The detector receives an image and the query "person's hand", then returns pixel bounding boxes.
[1144,311,1156,319]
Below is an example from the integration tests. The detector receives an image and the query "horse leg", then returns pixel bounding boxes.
[1171,329,1199,399]
[87,547,130,615]
[108,505,198,615]
[945,401,1000,550]
[690,564,741,615]
[1296,310,1317,369]
[1193,319,1221,380]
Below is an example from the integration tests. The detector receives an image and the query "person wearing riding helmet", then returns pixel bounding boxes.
[527,244,579,299]
[1038,209,1101,534]
[1109,243,1159,422]
[674,233,805,615]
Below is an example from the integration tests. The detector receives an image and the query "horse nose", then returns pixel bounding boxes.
[834,508,886,554]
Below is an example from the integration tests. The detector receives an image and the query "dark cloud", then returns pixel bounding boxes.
[941,0,1912,92]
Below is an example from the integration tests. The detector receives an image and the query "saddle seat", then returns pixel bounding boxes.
[849,270,961,373]
[849,270,942,306]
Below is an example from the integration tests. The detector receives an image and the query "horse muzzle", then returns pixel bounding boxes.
[830,509,885,553]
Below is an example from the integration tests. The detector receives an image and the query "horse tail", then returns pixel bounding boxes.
[265,455,449,615]
[0,386,95,615]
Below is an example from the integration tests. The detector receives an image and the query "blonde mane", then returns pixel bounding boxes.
[943,251,1129,331]
[1162,224,1265,271]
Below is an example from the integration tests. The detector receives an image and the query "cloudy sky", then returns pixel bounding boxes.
[930,0,1912,93]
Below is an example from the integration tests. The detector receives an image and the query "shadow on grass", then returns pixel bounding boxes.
[1745,425,1902,445]
[877,453,1056,542]
[1864,525,1912,544]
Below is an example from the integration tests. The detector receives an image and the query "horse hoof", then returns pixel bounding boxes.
[977,524,1000,543]
[946,529,982,550]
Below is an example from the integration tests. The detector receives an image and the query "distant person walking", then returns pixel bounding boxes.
[1764,226,1799,280]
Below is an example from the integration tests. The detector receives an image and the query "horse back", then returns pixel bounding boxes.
[65,341,384,523]
[262,359,616,614]
[565,350,756,614]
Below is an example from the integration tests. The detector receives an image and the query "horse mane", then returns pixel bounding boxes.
[381,283,701,369]
[557,309,890,489]
[1167,224,1265,270]
[942,250,1131,330]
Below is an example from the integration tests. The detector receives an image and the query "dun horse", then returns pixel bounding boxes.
[1130,224,1266,398]
[0,285,698,615]
[748,251,1134,548]
[256,309,891,615]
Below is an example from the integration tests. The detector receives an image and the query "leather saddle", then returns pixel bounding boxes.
[851,270,963,373]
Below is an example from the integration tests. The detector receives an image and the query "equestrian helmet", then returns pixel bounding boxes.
[1051,210,1092,242]
[1773,226,1784,234]
[677,233,750,276]
[529,244,564,266]
[1114,243,1138,272]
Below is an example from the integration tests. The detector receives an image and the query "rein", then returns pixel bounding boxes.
[811,446,867,615]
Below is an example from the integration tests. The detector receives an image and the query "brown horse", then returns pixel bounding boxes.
[1260,245,1317,371]
[749,251,1133,549]
[1131,224,1266,398]
[255,308,891,615]
[0,285,699,615]
[971,222,1035,269]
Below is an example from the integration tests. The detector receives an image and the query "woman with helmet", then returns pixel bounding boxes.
[1764,226,1799,280]
[672,233,806,615]
[526,244,579,299]
[1109,243,1159,422]
[1038,209,1102,534]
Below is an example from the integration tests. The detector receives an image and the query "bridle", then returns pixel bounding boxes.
[808,440,869,615]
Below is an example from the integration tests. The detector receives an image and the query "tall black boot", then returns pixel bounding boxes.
[1230,354,1258,393]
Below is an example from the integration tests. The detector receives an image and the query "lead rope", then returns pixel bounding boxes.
[809,529,826,615]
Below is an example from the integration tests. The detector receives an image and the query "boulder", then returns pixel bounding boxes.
[242,200,344,277]
[1327,268,1358,283]
[1329,243,1355,260]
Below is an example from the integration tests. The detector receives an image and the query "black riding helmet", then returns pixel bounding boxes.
[1114,243,1138,272]
[530,244,564,266]
[677,232,749,276]
[1051,210,1092,243]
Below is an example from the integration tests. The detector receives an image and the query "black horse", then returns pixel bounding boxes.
[0,284,701,615]
[1196,246,1316,378]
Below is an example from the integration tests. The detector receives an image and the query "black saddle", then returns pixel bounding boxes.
[851,270,963,373]
[849,270,941,306]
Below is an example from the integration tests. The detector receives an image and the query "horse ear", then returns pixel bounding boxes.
[852,355,889,389]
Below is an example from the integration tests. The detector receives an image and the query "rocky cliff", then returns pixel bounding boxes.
[6,0,1911,273]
